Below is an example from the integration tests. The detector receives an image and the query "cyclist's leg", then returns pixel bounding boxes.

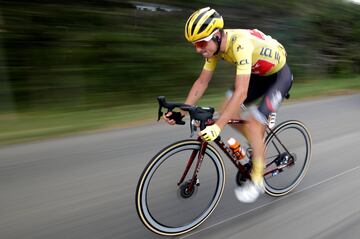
[219,87,244,133]
[223,74,274,135]
[236,64,293,202]
[255,64,293,123]
[247,64,293,178]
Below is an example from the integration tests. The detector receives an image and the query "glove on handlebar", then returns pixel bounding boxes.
[200,124,221,141]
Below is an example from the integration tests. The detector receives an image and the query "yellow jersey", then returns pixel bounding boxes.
[203,29,287,76]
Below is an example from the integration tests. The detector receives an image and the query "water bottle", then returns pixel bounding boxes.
[227,137,249,165]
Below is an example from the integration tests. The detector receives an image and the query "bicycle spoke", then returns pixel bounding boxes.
[271,140,282,155]
[265,155,279,167]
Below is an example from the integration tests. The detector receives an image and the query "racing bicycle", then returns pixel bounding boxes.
[135,96,312,236]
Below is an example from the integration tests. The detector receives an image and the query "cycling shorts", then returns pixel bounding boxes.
[226,64,293,124]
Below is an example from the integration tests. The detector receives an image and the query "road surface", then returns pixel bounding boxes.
[0,94,359,239]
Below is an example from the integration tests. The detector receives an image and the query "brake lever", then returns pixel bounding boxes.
[157,105,163,121]
[189,118,200,138]
[190,118,194,137]
[157,96,166,121]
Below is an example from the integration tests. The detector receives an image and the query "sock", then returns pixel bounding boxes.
[251,157,264,184]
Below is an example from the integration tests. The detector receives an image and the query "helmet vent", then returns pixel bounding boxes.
[191,11,207,35]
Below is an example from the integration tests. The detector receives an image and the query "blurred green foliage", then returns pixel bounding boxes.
[0,0,359,112]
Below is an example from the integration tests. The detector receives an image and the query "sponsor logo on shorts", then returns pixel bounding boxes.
[266,90,282,112]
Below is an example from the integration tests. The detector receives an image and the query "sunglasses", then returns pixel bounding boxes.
[192,29,219,49]
[193,40,209,48]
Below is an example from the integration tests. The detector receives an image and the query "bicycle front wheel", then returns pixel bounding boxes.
[264,120,312,196]
[135,139,225,236]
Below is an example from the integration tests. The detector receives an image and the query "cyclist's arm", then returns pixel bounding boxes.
[215,74,250,129]
[215,37,252,128]
[163,69,213,124]
[181,69,213,115]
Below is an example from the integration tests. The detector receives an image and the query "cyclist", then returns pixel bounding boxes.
[164,7,293,203]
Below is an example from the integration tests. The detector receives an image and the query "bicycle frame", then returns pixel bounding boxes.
[177,119,251,191]
[177,118,295,190]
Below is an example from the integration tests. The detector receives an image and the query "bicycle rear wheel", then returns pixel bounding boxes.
[135,139,225,236]
[264,120,312,196]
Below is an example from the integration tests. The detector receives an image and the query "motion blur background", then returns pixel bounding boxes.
[0,2,360,238]
[0,0,359,144]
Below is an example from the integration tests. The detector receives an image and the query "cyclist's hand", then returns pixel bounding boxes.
[163,112,176,125]
[199,124,221,141]
[163,112,184,125]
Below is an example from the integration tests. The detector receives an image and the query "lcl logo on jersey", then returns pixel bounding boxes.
[260,47,273,57]
[238,59,249,65]
[260,47,281,63]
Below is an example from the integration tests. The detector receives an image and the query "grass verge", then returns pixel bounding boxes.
[0,76,359,146]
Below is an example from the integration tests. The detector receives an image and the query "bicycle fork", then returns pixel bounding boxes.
[177,139,208,192]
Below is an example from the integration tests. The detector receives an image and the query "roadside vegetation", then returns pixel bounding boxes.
[0,1,359,145]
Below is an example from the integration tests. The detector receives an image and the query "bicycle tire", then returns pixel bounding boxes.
[135,139,226,236]
[264,120,312,196]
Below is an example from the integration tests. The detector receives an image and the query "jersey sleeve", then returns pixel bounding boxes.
[202,56,218,71]
[232,38,254,75]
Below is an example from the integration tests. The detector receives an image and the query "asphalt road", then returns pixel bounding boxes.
[0,94,359,239]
